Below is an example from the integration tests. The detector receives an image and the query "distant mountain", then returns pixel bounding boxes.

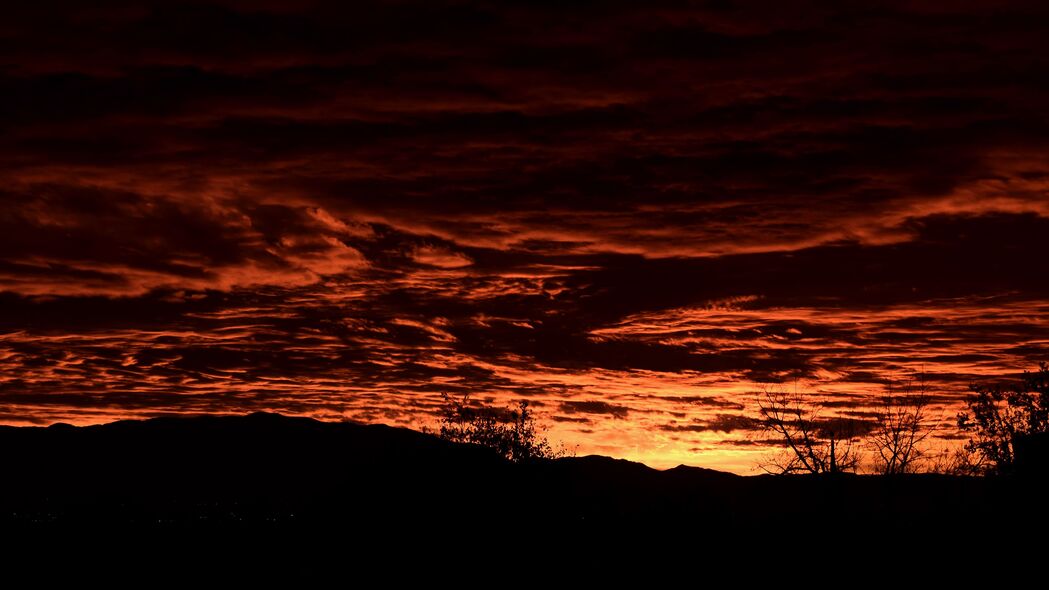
[0,412,1044,552]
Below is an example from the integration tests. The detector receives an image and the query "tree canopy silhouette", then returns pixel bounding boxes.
[958,363,1049,474]
[435,394,561,462]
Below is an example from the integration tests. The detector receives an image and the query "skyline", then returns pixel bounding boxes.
[3,1,1049,472]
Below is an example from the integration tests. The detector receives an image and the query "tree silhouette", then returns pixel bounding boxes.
[958,363,1049,474]
[867,375,933,475]
[435,394,561,462]
[757,385,860,474]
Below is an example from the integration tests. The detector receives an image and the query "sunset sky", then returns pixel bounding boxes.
[2,1,1049,472]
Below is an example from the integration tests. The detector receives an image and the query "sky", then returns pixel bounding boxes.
[2,1,1049,472]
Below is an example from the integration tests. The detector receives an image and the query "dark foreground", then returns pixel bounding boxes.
[1,413,1045,573]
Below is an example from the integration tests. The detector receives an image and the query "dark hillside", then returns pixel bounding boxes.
[1,413,1043,562]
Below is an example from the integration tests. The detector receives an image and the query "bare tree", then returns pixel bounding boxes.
[867,375,934,474]
[758,384,860,474]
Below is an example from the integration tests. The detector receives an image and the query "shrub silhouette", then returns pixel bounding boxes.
[435,394,560,462]
[958,363,1049,474]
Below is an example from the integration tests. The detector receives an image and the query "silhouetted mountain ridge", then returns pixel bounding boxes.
[1,412,1044,543]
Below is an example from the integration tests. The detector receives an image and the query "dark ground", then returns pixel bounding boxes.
[0,413,1044,575]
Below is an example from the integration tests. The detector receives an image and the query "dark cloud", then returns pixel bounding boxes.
[560,401,630,418]
[660,414,764,434]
